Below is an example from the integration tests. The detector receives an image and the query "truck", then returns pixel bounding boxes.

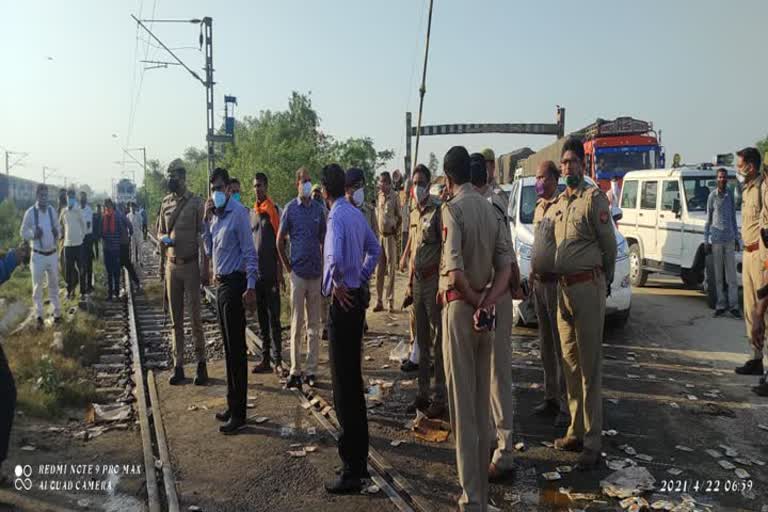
[516,116,664,192]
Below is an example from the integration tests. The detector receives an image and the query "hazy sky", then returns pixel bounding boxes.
[1,0,766,193]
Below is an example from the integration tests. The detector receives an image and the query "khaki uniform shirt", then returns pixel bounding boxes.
[742,175,763,246]
[376,190,402,236]
[553,182,617,283]
[157,190,205,260]
[409,198,442,275]
[439,183,512,293]
[531,194,559,275]
[360,202,378,237]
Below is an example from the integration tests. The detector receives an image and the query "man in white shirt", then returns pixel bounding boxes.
[79,191,94,293]
[127,202,143,268]
[59,188,86,300]
[20,184,62,328]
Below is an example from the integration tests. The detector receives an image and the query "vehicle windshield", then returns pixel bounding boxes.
[519,183,566,224]
[595,146,659,178]
[682,176,741,212]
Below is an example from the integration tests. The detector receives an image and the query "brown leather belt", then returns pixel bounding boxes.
[560,267,602,287]
[437,289,464,306]
[415,264,439,281]
[33,249,56,256]
[745,241,760,253]
[533,272,559,283]
[168,255,197,265]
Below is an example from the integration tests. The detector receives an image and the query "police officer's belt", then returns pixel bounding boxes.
[414,264,439,281]
[381,230,397,237]
[168,255,197,265]
[533,272,559,283]
[559,267,603,287]
[33,249,56,256]
[438,289,464,305]
[744,241,760,253]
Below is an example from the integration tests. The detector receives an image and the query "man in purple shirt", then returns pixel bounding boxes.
[204,167,259,435]
[320,163,380,494]
[277,167,326,390]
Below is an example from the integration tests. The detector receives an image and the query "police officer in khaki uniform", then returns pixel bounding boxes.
[531,161,569,426]
[440,146,512,511]
[737,147,767,376]
[468,153,519,482]
[374,171,402,312]
[158,160,208,386]
[481,148,508,205]
[551,138,616,470]
[402,164,446,418]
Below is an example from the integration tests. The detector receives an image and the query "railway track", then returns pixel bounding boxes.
[84,235,435,511]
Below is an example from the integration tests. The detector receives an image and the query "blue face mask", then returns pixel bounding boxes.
[232,193,241,203]
[212,191,227,209]
[67,197,76,208]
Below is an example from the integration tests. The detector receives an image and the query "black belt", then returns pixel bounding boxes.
[33,249,56,256]
[168,255,197,265]
[216,270,246,282]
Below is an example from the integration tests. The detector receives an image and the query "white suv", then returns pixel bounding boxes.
[616,166,743,308]
[506,177,632,327]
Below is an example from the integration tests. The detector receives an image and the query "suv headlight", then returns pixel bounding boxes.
[516,239,532,260]
[616,240,628,260]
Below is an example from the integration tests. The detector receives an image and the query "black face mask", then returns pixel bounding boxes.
[168,178,180,193]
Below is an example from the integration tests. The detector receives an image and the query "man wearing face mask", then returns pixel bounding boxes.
[481,148,508,205]
[59,188,87,301]
[531,161,568,427]
[344,168,377,234]
[374,171,402,312]
[552,138,616,470]
[79,191,94,293]
[204,167,259,434]
[158,159,208,386]
[20,184,62,328]
[312,182,331,340]
[402,164,446,418]
[737,147,767,377]
[228,178,242,205]
[277,167,327,390]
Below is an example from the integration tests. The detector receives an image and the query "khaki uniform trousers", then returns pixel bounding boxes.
[533,279,567,411]
[289,272,321,376]
[742,250,767,358]
[166,260,206,369]
[413,276,445,403]
[443,300,492,512]
[490,292,515,470]
[557,275,605,452]
[375,235,398,308]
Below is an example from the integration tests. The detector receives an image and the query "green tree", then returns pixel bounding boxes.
[427,152,439,176]
[757,134,768,166]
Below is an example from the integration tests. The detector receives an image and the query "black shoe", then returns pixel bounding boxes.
[324,475,363,494]
[735,359,764,375]
[252,360,272,374]
[713,309,726,318]
[752,381,768,397]
[273,363,286,378]
[322,328,328,341]
[488,463,516,483]
[169,367,185,385]
[53,316,62,324]
[219,416,247,435]
[575,449,602,471]
[400,360,419,373]
[285,375,303,390]
[533,398,559,417]
[406,397,430,414]
[304,374,317,388]
[372,302,384,313]
[194,362,208,385]
[425,401,446,419]
[215,410,231,422]
[730,309,742,319]
[554,410,570,428]
[36,317,44,330]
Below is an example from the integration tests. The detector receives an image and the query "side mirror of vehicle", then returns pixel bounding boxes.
[672,198,681,217]
[612,206,623,222]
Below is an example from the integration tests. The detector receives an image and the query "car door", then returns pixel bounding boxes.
[658,178,683,265]
[617,179,639,236]
[638,180,659,261]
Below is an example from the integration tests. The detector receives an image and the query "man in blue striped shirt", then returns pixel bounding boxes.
[704,168,741,318]
[320,163,380,494]
[204,167,259,435]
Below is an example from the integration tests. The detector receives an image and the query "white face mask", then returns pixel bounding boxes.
[736,173,745,184]
[300,181,312,198]
[413,185,428,204]
[352,187,365,207]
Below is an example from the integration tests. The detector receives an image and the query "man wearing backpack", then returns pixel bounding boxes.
[20,183,62,328]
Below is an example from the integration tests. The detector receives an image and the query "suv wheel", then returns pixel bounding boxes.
[628,243,648,287]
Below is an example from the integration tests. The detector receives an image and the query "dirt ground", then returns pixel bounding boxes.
[3,271,767,511]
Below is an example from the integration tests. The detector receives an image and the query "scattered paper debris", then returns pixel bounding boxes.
[667,468,683,476]
[604,429,619,437]
[735,468,750,479]
[685,384,695,389]
[600,466,656,499]
[411,412,451,443]
[540,441,554,448]
[514,441,526,451]
[623,445,637,456]
[733,457,751,466]
[364,355,373,361]
[306,426,316,436]
[246,403,255,409]
[635,454,653,462]
[750,458,765,466]
[187,405,198,412]
[20,445,36,451]
[607,398,620,405]
[606,459,630,471]
[390,440,405,447]
[556,465,572,473]
[301,401,312,410]
[287,449,307,458]
[542,471,561,481]
[675,445,693,452]
[626,374,640,379]
[154,459,163,469]
[650,500,674,510]
[364,484,380,494]
[188,506,201,512]
[304,446,318,453]
[254,417,268,424]
[669,402,680,409]
[757,424,768,432]
[86,403,131,424]
[686,395,698,401]
[718,460,735,470]
[704,449,722,458]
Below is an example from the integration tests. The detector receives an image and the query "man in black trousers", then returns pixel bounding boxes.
[204,167,259,434]
[320,164,381,493]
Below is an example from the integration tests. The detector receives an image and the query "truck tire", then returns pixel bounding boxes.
[628,243,648,287]
[704,254,717,309]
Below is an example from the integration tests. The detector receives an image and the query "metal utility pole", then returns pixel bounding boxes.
[5,149,29,177]
[42,166,58,184]
[412,0,435,173]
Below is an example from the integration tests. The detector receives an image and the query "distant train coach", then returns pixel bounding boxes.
[115,178,137,206]
[0,174,61,209]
